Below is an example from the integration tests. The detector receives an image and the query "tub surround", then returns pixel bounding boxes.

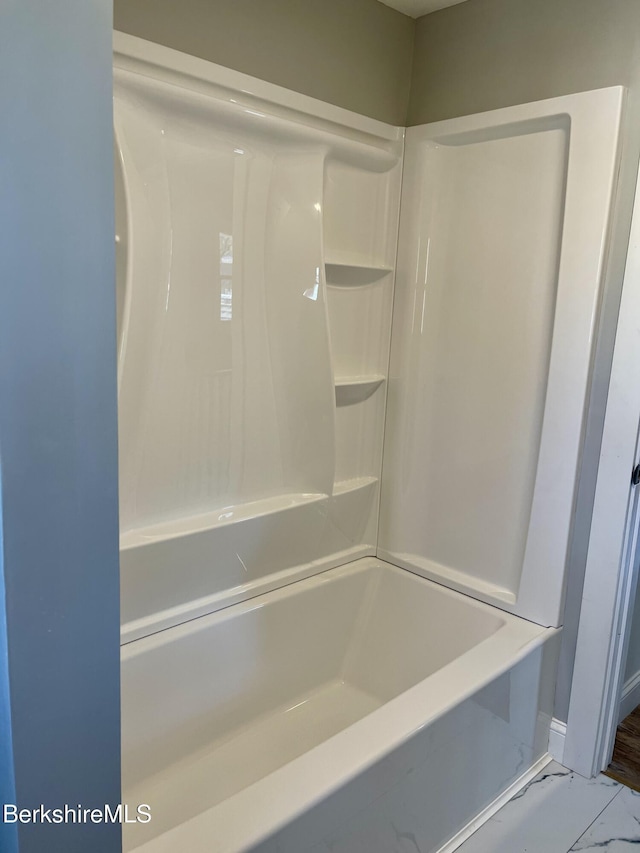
[114,33,402,641]
[114,32,624,853]
[379,89,624,627]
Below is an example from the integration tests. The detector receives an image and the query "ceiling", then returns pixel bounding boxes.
[379,0,470,18]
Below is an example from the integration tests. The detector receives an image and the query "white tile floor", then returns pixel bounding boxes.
[456,760,640,853]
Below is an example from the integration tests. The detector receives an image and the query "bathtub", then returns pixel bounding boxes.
[122,557,558,853]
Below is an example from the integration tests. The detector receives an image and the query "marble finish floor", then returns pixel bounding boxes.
[456,760,640,852]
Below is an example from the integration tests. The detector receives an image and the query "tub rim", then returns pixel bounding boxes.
[125,557,556,853]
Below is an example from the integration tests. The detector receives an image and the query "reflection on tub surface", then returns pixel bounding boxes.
[121,558,554,852]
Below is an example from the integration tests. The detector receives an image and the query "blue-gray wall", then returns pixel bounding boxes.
[0,501,17,853]
[0,2,121,851]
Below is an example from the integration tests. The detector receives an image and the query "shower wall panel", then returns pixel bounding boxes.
[116,82,333,530]
[379,88,624,627]
[113,34,403,639]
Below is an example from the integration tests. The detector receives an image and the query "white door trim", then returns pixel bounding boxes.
[563,160,640,777]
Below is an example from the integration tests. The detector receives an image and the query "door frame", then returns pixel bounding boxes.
[563,153,640,777]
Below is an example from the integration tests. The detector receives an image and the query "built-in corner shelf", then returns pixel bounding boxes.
[335,375,385,406]
[332,476,378,497]
[325,261,392,287]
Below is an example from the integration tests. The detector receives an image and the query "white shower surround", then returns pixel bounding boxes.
[114,34,403,643]
[379,89,624,627]
[114,32,624,853]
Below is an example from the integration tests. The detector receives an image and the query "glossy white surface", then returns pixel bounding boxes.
[113,34,403,151]
[334,376,386,406]
[114,34,402,637]
[115,73,334,530]
[380,88,624,627]
[122,557,557,852]
[327,279,393,379]
[120,481,378,642]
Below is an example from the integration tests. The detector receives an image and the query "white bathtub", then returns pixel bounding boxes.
[122,557,558,853]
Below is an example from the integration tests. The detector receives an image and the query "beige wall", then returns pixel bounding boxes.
[114,0,415,125]
[409,0,640,124]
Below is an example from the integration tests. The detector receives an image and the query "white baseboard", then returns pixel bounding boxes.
[618,669,640,723]
[548,717,567,765]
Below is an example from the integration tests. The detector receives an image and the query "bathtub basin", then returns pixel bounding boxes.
[122,557,558,852]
